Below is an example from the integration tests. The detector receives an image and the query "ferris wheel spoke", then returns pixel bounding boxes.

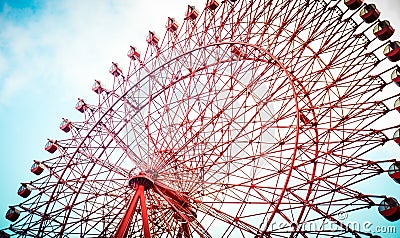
[287,190,364,238]
[153,183,212,238]
[77,150,129,177]
[196,199,262,236]
[157,88,253,174]
[158,84,298,178]
[99,121,149,170]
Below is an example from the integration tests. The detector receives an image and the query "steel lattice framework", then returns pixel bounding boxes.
[3,0,400,237]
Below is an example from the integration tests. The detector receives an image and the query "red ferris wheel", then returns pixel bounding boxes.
[3,0,400,237]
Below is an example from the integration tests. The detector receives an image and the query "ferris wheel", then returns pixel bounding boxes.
[3,0,400,237]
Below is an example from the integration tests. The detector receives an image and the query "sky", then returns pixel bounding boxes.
[0,0,400,237]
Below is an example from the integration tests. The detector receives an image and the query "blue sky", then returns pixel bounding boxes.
[0,0,399,236]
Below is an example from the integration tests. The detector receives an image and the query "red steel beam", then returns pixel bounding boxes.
[139,187,151,238]
[115,185,151,238]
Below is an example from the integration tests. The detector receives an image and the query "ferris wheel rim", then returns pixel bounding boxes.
[6,0,400,237]
[44,40,306,235]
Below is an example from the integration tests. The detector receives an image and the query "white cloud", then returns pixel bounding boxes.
[0,0,206,106]
[0,75,28,104]
[0,53,6,77]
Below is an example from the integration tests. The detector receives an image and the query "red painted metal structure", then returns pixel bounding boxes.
[5,208,19,222]
[3,0,400,237]
[374,20,395,41]
[44,140,57,154]
[115,184,150,238]
[344,0,364,10]
[60,118,72,133]
[360,4,380,23]
[384,41,400,62]
[30,161,44,175]
[17,184,31,198]
[388,161,400,183]
[378,197,400,221]
[392,67,400,87]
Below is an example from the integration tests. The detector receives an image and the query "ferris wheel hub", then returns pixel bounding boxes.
[128,172,154,191]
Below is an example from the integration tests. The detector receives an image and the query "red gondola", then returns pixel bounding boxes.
[384,41,400,62]
[75,98,87,113]
[17,184,31,198]
[394,129,400,145]
[127,46,140,60]
[31,161,44,175]
[359,4,380,23]
[388,162,400,183]
[109,62,122,77]
[146,31,159,46]
[391,67,400,87]
[45,140,58,154]
[231,45,242,57]
[186,5,199,21]
[207,0,219,11]
[5,207,20,222]
[166,17,179,32]
[60,118,72,133]
[92,80,104,94]
[344,0,363,10]
[231,45,248,58]
[299,112,311,125]
[394,98,400,112]
[374,20,395,41]
[378,197,400,221]
[0,230,10,238]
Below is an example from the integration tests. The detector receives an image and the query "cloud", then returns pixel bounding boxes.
[0,0,207,107]
[0,6,54,105]
[0,1,138,105]
[0,76,28,104]
[0,53,6,77]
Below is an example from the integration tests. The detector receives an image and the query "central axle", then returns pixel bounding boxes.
[115,171,195,238]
